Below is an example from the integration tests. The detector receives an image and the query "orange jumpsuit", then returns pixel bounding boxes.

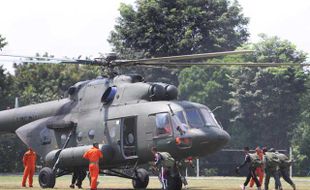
[250,148,264,187]
[22,149,36,187]
[83,147,103,190]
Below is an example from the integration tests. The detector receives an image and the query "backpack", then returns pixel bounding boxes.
[249,153,263,168]
[276,153,291,168]
[264,152,280,169]
[158,152,175,168]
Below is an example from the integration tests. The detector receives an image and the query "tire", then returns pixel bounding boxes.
[39,167,56,188]
[132,168,149,189]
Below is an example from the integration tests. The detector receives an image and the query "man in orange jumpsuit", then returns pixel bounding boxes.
[250,147,264,188]
[83,143,103,190]
[22,147,37,187]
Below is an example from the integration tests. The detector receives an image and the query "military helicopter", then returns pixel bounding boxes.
[0,50,304,189]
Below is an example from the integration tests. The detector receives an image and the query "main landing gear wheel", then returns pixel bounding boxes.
[132,168,149,189]
[38,167,56,188]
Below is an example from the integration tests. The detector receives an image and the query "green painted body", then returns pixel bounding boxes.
[0,75,230,170]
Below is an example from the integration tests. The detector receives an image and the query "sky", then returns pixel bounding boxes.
[1,0,310,73]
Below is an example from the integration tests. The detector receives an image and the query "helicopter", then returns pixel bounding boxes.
[0,50,306,189]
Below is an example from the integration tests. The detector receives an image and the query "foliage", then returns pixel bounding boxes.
[0,34,7,50]
[0,134,26,173]
[243,34,307,63]
[109,0,249,84]
[12,62,101,106]
[229,67,306,148]
[109,0,249,58]
[228,35,308,149]
[0,66,14,110]
[291,78,310,175]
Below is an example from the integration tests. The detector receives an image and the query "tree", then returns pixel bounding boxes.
[0,65,14,110]
[0,35,13,109]
[0,35,24,173]
[291,77,310,176]
[243,33,307,63]
[12,61,101,106]
[109,0,249,58]
[0,34,7,50]
[229,35,308,148]
[109,0,249,86]
[230,67,306,148]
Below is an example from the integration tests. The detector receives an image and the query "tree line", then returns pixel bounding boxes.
[0,0,309,175]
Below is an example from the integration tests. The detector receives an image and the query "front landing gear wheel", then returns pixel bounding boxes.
[39,167,56,188]
[132,168,149,189]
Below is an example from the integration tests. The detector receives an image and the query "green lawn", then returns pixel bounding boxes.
[0,175,309,190]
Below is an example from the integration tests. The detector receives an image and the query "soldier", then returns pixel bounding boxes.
[70,167,87,189]
[83,143,103,190]
[276,151,296,190]
[22,147,37,187]
[236,147,261,190]
[250,147,265,188]
[263,148,282,190]
[151,147,176,190]
[177,156,194,189]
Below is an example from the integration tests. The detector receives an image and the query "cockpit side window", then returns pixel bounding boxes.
[155,113,172,136]
[176,111,187,124]
[185,108,205,128]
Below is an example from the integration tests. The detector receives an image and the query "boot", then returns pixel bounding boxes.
[240,184,246,190]
[292,183,296,190]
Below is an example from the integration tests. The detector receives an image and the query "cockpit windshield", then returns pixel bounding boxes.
[184,108,205,128]
[199,108,220,128]
[184,108,221,128]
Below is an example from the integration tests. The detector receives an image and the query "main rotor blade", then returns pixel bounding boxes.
[0,54,73,62]
[132,62,310,67]
[114,50,254,66]
[0,54,103,65]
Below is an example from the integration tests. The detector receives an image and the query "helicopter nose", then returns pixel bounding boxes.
[218,129,230,146]
[185,127,230,156]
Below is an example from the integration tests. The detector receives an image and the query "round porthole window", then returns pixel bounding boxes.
[61,134,67,144]
[88,129,95,140]
[77,131,83,142]
[126,133,135,145]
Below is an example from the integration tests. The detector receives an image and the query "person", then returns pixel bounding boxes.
[70,167,87,189]
[22,147,37,187]
[250,147,265,188]
[83,142,103,190]
[276,151,296,190]
[263,148,282,190]
[236,147,261,190]
[177,156,194,189]
[151,147,176,190]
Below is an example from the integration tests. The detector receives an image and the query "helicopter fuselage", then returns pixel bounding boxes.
[0,75,230,170]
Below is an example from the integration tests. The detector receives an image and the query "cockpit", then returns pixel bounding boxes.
[151,102,230,157]
[154,106,221,137]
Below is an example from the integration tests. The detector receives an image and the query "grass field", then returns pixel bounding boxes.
[0,175,309,190]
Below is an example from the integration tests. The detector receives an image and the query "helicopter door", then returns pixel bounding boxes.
[120,117,138,159]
